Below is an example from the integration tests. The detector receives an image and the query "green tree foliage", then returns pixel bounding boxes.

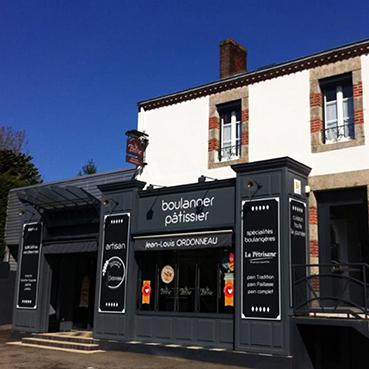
[78,159,97,176]
[0,150,41,258]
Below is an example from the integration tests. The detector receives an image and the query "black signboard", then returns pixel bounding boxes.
[242,198,280,320]
[289,199,307,306]
[99,213,130,313]
[137,187,235,234]
[17,223,42,309]
[134,231,232,251]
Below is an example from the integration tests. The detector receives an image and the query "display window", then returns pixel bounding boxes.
[137,248,234,314]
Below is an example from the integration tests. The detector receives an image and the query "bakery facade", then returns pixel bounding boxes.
[5,38,369,369]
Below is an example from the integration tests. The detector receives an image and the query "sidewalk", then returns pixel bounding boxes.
[0,327,247,369]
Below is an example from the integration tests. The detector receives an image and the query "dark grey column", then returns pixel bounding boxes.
[232,157,310,358]
[93,179,145,340]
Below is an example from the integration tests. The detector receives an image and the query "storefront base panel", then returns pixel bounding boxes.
[93,315,129,340]
[134,314,233,348]
[98,339,293,369]
[12,311,43,333]
[235,320,286,356]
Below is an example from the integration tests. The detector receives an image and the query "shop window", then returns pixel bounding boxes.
[178,252,196,312]
[199,252,218,313]
[157,253,176,311]
[218,102,241,161]
[137,249,234,314]
[218,249,235,313]
[139,256,156,311]
[321,74,354,143]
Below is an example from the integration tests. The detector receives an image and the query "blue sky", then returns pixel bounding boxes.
[1,0,369,181]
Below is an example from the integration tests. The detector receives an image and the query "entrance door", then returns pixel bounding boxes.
[317,187,368,309]
[47,252,97,332]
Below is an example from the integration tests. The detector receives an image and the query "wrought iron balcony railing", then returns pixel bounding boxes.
[292,263,369,319]
[324,123,354,143]
[219,144,241,161]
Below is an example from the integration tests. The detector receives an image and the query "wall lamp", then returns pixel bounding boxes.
[198,175,217,183]
[247,179,262,190]
[146,184,165,191]
[102,199,119,207]
[18,208,41,217]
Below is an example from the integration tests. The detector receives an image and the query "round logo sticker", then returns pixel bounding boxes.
[102,256,126,289]
[161,265,175,284]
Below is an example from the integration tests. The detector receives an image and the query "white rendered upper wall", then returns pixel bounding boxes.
[138,97,234,187]
[138,55,369,186]
[248,70,312,167]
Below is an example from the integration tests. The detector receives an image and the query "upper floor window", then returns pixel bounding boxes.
[218,102,241,161]
[321,74,354,143]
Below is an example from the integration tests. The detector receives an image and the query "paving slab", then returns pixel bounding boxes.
[0,327,249,369]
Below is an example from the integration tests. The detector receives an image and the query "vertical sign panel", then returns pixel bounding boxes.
[242,198,280,320]
[17,223,42,309]
[289,199,307,307]
[99,213,130,313]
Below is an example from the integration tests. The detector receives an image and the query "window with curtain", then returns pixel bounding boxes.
[321,74,354,143]
[218,101,241,161]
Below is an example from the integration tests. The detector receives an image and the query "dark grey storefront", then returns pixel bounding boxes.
[91,157,311,368]
[9,158,314,369]
[7,169,136,333]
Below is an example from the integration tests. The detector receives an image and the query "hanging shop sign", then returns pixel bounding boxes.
[17,223,42,309]
[125,130,148,167]
[241,198,281,320]
[289,199,307,306]
[98,213,130,313]
[134,230,233,251]
[137,186,234,233]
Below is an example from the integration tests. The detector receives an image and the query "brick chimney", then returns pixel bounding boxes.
[220,39,247,79]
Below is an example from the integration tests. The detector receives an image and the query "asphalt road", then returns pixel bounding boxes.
[0,326,246,369]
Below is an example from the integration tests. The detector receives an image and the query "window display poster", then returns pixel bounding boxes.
[242,198,280,320]
[142,280,151,304]
[99,213,130,313]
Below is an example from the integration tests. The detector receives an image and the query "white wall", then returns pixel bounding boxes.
[138,56,369,186]
[248,71,312,167]
[138,97,233,186]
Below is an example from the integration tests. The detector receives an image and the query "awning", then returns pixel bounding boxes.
[17,185,99,211]
[134,230,233,251]
[43,240,97,254]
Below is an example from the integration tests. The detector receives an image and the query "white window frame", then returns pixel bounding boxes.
[323,84,354,144]
[220,109,241,161]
